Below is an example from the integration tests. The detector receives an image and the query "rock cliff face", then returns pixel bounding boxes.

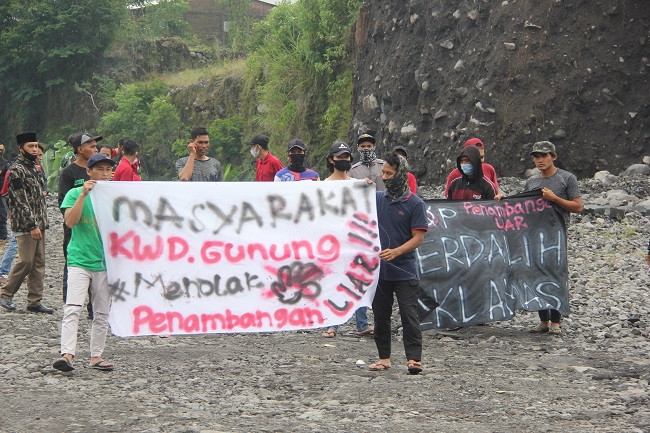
[351,0,649,184]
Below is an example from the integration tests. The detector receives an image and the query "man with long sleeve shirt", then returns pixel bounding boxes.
[0,133,52,313]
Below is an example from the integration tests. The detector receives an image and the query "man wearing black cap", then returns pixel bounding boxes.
[321,141,374,338]
[273,139,320,182]
[0,133,52,313]
[248,134,283,182]
[349,133,385,190]
[58,133,100,314]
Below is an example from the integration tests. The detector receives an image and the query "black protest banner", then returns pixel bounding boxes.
[416,190,569,329]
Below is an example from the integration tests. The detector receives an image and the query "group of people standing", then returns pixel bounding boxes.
[0,126,582,375]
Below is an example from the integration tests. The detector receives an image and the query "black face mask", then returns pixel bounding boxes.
[333,160,351,172]
[22,150,38,163]
[288,154,306,172]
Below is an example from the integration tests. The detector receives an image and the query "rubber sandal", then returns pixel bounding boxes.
[355,327,374,336]
[407,361,422,375]
[53,357,74,372]
[529,325,549,333]
[321,327,336,338]
[89,360,115,371]
[548,327,562,335]
[369,361,391,371]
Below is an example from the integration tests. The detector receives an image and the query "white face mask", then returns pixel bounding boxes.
[250,146,260,158]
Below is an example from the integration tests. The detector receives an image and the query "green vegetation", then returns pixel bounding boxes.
[243,0,362,175]
[0,0,125,138]
[2,0,362,184]
[99,81,183,180]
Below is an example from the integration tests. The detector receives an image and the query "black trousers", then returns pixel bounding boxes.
[538,309,562,323]
[372,279,422,361]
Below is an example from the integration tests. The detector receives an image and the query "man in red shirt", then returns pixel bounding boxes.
[444,138,503,199]
[113,138,141,181]
[249,134,283,182]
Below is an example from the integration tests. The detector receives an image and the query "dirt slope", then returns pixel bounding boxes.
[351,0,649,184]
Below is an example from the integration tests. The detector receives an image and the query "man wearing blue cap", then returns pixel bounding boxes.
[53,153,116,372]
[0,133,52,313]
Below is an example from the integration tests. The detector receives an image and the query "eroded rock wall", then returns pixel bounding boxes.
[352,0,649,184]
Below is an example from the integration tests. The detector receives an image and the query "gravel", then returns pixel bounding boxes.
[0,172,648,432]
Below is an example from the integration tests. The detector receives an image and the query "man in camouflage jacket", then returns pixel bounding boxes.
[0,132,53,313]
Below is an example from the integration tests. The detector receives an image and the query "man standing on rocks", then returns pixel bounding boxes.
[369,152,428,375]
[54,153,116,372]
[349,134,385,190]
[274,139,320,181]
[0,133,52,313]
[526,141,582,335]
[177,127,223,182]
[248,134,283,182]
[59,133,99,317]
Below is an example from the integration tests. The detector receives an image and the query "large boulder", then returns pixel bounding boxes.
[622,164,650,177]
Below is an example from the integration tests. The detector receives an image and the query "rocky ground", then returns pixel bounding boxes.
[0,171,649,433]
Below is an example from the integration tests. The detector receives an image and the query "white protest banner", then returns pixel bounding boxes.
[90,180,380,337]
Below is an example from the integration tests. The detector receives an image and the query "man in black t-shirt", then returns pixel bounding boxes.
[58,134,99,312]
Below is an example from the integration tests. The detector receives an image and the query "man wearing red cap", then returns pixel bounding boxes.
[444,138,502,199]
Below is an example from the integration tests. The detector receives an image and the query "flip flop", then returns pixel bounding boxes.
[369,361,391,371]
[53,357,74,372]
[89,360,115,371]
[321,328,336,338]
[529,325,549,333]
[548,327,562,335]
[407,361,423,375]
[355,327,374,336]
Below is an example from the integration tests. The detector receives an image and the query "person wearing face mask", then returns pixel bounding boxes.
[445,145,496,200]
[369,152,428,375]
[321,141,374,338]
[273,139,320,182]
[348,133,385,190]
[445,138,503,199]
[0,133,52,313]
[248,134,283,182]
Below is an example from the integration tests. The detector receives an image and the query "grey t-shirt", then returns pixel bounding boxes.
[348,159,385,190]
[525,168,581,225]
[175,157,223,182]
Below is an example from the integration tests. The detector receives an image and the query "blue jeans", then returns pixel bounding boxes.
[330,307,370,332]
[0,232,18,275]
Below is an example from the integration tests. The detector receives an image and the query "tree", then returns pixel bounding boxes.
[243,0,361,174]
[0,0,125,138]
[143,0,191,39]
[216,0,254,49]
[99,80,183,180]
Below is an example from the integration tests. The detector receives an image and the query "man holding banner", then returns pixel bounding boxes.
[370,152,428,375]
[526,141,582,335]
[54,154,116,372]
